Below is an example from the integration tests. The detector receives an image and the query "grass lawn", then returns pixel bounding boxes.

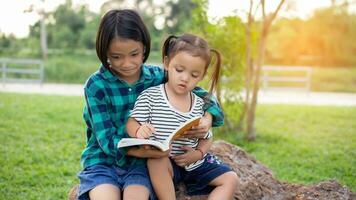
[0,93,355,199]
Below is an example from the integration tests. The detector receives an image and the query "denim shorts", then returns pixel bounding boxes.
[171,153,232,195]
[77,164,156,200]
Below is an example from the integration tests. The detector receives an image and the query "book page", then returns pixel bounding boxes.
[118,138,168,151]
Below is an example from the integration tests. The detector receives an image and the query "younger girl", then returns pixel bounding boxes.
[77,9,224,200]
[126,34,238,200]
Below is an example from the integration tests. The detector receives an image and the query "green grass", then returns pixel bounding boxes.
[0,93,355,199]
[0,93,85,200]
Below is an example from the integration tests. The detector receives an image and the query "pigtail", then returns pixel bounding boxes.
[209,49,222,94]
[162,35,178,62]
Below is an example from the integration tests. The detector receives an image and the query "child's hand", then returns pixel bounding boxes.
[136,123,155,139]
[172,146,202,167]
[184,113,212,139]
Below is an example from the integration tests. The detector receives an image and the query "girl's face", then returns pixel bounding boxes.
[164,51,206,95]
[107,38,144,83]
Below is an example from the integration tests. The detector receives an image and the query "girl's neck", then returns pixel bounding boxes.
[164,83,193,113]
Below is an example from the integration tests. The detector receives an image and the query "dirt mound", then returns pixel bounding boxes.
[68,140,355,200]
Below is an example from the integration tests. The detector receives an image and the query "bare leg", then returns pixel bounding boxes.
[89,183,121,200]
[123,185,150,200]
[147,157,176,200]
[208,171,238,200]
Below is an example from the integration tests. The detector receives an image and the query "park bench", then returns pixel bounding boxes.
[0,58,44,84]
[262,65,312,92]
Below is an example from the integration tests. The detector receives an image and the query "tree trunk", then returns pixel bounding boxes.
[246,21,268,141]
[39,0,47,60]
[40,16,47,60]
[238,0,254,132]
[245,0,285,141]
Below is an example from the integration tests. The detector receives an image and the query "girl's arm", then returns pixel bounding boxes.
[172,137,213,167]
[126,118,139,138]
[126,118,168,158]
[126,117,155,139]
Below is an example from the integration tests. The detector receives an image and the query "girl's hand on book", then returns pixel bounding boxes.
[172,146,200,167]
[184,113,212,139]
[136,123,155,139]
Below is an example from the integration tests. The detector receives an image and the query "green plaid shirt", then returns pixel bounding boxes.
[80,64,224,169]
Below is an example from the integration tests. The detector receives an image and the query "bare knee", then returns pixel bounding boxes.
[212,171,239,188]
[226,171,239,188]
[124,185,150,200]
[89,183,120,200]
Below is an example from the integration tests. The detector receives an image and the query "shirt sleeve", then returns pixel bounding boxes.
[204,129,213,139]
[130,91,151,124]
[192,86,224,127]
[84,87,127,162]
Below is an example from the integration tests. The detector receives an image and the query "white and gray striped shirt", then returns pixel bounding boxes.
[130,84,212,171]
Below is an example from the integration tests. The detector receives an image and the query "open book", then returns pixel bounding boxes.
[118,116,201,151]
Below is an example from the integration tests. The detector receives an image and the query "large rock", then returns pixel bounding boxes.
[68,140,355,200]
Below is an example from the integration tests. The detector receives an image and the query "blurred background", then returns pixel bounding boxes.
[0,0,355,199]
[1,0,356,87]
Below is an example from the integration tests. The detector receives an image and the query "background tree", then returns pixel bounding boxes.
[245,0,286,141]
[24,0,48,60]
[49,0,86,49]
[192,0,246,131]
[163,0,196,34]
[266,2,356,67]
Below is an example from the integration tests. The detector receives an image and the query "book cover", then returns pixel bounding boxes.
[118,116,201,151]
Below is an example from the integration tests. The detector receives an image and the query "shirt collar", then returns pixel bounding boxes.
[99,64,153,83]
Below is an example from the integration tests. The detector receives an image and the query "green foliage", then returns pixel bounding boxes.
[26,0,99,50]
[0,34,24,56]
[164,0,197,34]
[78,15,101,49]
[44,51,98,83]
[53,3,85,34]
[191,0,246,127]
[0,93,354,199]
[267,5,356,67]
[191,0,246,87]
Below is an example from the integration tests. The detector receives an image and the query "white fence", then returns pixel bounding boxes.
[1,58,44,84]
[262,66,312,91]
